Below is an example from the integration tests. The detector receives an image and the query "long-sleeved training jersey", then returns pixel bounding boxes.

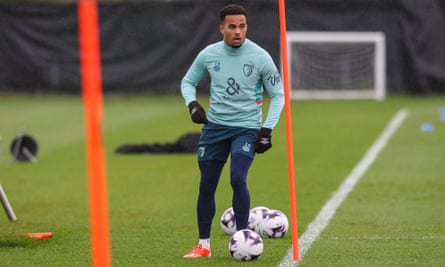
[181,39,284,129]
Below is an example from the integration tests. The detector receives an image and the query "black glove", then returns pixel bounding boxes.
[188,101,208,124]
[255,127,272,153]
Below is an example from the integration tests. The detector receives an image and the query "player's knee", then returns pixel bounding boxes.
[199,180,217,196]
[230,173,247,191]
[230,159,250,189]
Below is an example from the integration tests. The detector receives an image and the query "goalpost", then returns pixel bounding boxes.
[286,31,386,101]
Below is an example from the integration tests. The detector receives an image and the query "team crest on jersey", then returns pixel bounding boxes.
[243,64,254,77]
[212,61,221,72]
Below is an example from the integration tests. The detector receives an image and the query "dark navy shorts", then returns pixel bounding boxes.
[197,122,258,162]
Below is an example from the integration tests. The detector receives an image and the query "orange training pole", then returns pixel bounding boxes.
[278,0,300,261]
[78,1,111,266]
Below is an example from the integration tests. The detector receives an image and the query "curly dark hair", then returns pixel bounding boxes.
[219,4,247,23]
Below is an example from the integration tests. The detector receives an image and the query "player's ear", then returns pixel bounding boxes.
[219,24,224,35]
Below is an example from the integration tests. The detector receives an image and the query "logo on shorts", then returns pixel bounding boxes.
[198,147,206,158]
[242,142,251,152]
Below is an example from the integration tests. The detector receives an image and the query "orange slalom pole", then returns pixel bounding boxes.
[78,1,111,266]
[278,0,300,261]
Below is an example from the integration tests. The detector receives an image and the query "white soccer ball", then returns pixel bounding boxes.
[248,206,270,232]
[229,229,264,261]
[220,207,236,235]
[256,209,289,238]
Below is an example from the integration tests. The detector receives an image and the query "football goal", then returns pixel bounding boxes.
[286,31,386,101]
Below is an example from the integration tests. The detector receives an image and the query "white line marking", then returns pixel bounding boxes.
[321,235,445,240]
[279,109,409,267]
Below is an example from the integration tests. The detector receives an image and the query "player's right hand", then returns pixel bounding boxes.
[188,101,208,124]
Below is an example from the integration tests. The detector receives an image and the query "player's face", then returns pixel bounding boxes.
[219,14,247,48]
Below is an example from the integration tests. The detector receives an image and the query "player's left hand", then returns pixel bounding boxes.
[255,127,272,153]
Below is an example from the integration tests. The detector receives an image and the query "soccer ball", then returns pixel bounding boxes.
[248,206,270,232]
[256,209,289,238]
[221,207,260,235]
[220,207,236,235]
[229,229,264,261]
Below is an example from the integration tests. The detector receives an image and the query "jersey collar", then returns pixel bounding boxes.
[223,39,249,55]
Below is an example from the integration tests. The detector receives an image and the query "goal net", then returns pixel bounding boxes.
[286,31,386,101]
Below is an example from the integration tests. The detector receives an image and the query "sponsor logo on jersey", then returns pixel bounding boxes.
[267,71,281,86]
[213,61,221,72]
[226,77,240,95]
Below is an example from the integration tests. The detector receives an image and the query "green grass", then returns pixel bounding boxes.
[0,94,444,266]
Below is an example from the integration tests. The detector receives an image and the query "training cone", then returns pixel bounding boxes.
[27,232,53,240]
[420,123,434,132]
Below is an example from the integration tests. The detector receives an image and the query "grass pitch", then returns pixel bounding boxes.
[0,94,444,266]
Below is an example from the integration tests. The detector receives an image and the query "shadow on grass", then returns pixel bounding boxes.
[0,239,27,248]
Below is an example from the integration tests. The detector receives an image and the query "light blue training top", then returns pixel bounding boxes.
[181,39,284,129]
